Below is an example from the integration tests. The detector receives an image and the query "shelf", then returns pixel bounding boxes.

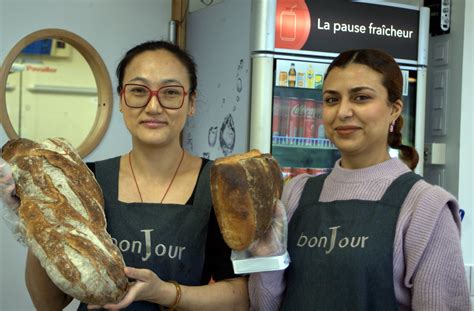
[272,136,337,150]
[271,136,340,169]
[274,86,323,101]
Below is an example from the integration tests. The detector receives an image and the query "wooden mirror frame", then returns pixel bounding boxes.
[0,28,113,157]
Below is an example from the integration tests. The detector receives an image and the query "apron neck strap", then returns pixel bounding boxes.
[380,171,422,206]
[299,174,329,207]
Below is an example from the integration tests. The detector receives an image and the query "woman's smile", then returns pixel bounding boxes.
[334,125,361,137]
[140,119,168,129]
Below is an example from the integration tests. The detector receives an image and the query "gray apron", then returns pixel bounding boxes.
[78,157,212,310]
[281,172,421,311]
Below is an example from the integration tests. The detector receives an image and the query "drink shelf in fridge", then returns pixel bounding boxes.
[274,86,323,101]
[272,135,337,150]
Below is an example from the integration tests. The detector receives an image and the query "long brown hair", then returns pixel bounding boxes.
[325,49,419,170]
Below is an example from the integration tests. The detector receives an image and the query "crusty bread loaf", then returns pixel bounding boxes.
[2,137,128,305]
[210,149,283,251]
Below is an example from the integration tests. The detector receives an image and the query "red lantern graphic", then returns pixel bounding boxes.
[275,0,311,50]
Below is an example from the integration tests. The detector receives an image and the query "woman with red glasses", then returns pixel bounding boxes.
[7,40,249,310]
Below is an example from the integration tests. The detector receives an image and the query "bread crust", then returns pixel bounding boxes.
[2,137,128,305]
[211,149,283,251]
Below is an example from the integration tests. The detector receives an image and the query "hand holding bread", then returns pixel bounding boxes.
[247,199,288,257]
[0,157,19,210]
[1,137,128,305]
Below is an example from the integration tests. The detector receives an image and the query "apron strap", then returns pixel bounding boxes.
[192,160,213,209]
[380,171,422,207]
[95,156,120,202]
[298,174,329,207]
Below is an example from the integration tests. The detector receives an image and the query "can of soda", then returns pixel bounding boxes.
[307,168,325,176]
[314,74,324,89]
[279,98,289,137]
[273,96,281,136]
[303,99,316,144]
[293,167,308,176]
[281,167,293,181]
[314,100,325,138]
[279,71,288,87]
[296,72,305,88]
[287,97,301,139]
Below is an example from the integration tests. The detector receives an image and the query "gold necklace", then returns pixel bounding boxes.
[128,149,185,203]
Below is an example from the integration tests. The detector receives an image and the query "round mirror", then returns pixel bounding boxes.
[0,28,112,157]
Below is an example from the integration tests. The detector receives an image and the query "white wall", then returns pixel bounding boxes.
[459,0,474,265]
[184,0,252,159]
[0,1,171,310]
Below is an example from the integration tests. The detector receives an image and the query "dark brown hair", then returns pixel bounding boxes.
[325,49,419,170]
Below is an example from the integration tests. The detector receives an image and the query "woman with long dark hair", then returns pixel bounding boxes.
[249,49,470,310]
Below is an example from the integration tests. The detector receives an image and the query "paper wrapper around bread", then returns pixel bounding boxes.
[1,137,129,305]
[210,149,284,251]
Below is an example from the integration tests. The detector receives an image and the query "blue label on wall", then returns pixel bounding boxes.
[22,39,52,55]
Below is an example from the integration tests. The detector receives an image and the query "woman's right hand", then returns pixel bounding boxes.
[88,267,173,310]
[0,157,19,211]
[248,200,288,257]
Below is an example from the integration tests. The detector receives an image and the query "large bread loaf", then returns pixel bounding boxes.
[210,149,283,251]
[2,137,128,305]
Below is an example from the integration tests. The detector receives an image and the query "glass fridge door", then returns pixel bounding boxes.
[271,58,339,181]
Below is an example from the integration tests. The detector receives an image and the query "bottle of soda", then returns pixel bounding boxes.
[306,64,315,89]
[288,63,296,87]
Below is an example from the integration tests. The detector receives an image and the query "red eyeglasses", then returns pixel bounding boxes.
[121,84,189,109]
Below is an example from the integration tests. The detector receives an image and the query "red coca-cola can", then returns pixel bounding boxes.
[313,100,325,139]
[292,167,308,176]
[303,99,316,143]
[279,98,289,137]
[307,168,325,176]
[272,96,281,136]
[281,167,293,181]
[287,97,301,139]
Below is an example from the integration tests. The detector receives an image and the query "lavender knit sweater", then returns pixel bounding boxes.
[249,158,471,311]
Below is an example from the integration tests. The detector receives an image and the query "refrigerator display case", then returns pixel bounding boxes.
[269,57,421,180]
[271,58,339,180]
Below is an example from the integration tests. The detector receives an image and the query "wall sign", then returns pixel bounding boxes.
[276,0,420,62]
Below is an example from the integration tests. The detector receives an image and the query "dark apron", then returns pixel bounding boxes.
[78,157,212,310]
[281,172,421,311]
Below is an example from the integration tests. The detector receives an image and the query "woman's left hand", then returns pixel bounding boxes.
[88,267,166,310]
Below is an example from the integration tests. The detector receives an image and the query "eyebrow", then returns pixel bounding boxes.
[349,86,376,93]
[128,77,184,86]
[323,86,377,95]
